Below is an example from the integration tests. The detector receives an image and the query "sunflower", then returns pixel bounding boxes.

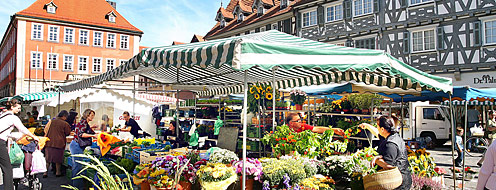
[266,93,273,100]
[254,94,260,100]
[419,170,427,177]
[266,86,272,92]
[250,87,255,94]
[256,86,262,93]
[412,166,420,173]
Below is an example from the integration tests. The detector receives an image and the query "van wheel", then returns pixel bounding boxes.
[420,133,437,148]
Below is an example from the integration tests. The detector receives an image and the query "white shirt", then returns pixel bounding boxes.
[0,111,31,141]
[477,140,496,190]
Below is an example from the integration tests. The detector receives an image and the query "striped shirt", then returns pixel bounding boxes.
[0,111,31,141]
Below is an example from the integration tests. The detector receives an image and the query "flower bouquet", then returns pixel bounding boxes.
[233,158,263,181]
[248,83,280,113]
[411,174,443,190]
[408,148,438,178]
[464,167,477,180]
[289,89,306,110]
[344,147,379,190]
[196,163,237,190]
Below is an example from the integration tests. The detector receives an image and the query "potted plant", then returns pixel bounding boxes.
[464,167,476,180]
[208,148,239,164]
[299,176,336,190]
[196,163,237,190]
[348,94,361,114]
[233,158,263,190]
[340,97,352,113]
[289,89,306,110]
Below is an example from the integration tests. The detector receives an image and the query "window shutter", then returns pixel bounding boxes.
[401,0,408,8]
[474,21,481,46]
[296,12,302,30]
[284,19,291,34]
[437,26,444,50]
[317,6,325,25]
[255,28,260,33]
[374,0,380,13]
[245,31,250,35]
[403,32,410,54]
[345,39,353,47]
[344,0,352,19]
[266,24,272,31]
[278,21,282,31]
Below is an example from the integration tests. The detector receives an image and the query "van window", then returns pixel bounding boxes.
[423,108,443,120]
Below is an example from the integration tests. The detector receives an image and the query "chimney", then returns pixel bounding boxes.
[106,0,116,9]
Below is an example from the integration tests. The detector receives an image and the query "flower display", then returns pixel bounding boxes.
[411,174,443,190]
[196,163,237,190]
[232,158,263,181]
[208,148,239,164]
[300,176,336,190]
[407,148,438,177]
[261,158,306,186]
[289,89,307,105]
[464,166,476,174]
[248,83,281,113]
[434,166,446,175]
[344,147,379,181]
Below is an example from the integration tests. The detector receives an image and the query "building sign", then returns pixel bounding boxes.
[473,74,496,84]
[66,74,92,81]
[118,115,141,121]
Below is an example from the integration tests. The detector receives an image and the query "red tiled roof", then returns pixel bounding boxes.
[218,7,234,20]
[139,46,149,51]
[16,0,142,33]
[234,0,253,13]
[191,34,205,42]
[205,0,297,39]
[261,0,276,6]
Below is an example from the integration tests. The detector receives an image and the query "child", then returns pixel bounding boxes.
[455,127,464,167]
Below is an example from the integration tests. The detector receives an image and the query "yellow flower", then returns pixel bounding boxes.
[256,86,262,93]
[419,170,427,177]
[254,94,260,100]
[415,158,420,164]
[266,93,273,100]
[250,87,255,94]
[266,86,272,92]
[423,161,428,169]
[420,154,426,162]
[212,171,223,178]
[413,166,420,173]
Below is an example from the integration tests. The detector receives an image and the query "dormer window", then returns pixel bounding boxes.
[257,5,265,16]
[280,0,289,9]
[238,13,244,22]
[45,1,57,14]
[106,11,117,23]
[220,19,226,28]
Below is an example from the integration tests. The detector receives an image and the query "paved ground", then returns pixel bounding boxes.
[429,143,484,190]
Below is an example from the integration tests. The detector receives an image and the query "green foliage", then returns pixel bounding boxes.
[262,158,306,186]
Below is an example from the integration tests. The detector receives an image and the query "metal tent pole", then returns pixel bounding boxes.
[176,89,180,139]
[133,76,136,116]
[242,71,248,190]
[462,101,467,188]
[272,68,276,132]
[449,94,457,188]
[57,90,61,113]
[401,96,404,138]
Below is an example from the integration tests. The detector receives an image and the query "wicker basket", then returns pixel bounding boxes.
[363,167,402,190]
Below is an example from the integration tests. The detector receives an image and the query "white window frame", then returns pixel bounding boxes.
[107,33,116,48]
[326,3,343,22]
[92,57,102,73]
[107,58,117,72]
[120,35,129,50]
[77,56,89,74]
[119,59,127,67]
[302,10,317,27]
[47,53,59,70]
[483,19,496,45]
[63,54,74,71]
[410,0,433,6]
[31,23,43,41]
[79,29,89,46]
[353,0,373,17]
[47,25,59,42]
[47,5,56,14]
[64,27,75,44]
[410,28,436,53]
[272,23,278,30]
[93,31,103,47]
[260,27,266,32]
[109,15,116,23]
[30,51,42,69]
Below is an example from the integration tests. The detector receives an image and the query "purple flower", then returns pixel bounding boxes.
[283,174,291,189]
[263,181,270,190]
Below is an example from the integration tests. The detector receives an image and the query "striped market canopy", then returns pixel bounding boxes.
[442,100,495,106]
[58,30,452,95]
[0,97,11,104]
[13,92,60,101]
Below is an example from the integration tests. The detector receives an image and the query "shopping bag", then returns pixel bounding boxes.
[13,163,24,179]
[214,116,223,136]
[189,131,199,147]
[9,143,24,166]
[30,149,47,175]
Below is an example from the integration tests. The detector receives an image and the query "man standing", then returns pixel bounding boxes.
[118,111,143,138]
[31,106,39,120]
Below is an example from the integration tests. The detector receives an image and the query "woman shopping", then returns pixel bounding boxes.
[359,115,412,190]
[44,110,71,178]
[69,109,98,189]
[0,99,40,190]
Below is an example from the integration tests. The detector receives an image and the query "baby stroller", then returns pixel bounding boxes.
[11,140,43,190]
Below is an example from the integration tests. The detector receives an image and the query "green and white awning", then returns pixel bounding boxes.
[59,30,452,95]
[442,100,495,106]
[13,92,60,101]
[0,97,11,104]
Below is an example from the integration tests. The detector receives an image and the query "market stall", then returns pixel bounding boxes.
[57,30,454,189]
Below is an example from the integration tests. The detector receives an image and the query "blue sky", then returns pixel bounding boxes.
[0,0,220,47]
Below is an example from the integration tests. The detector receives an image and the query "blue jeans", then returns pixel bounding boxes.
[69,140,85,189]
[455,150,464,166]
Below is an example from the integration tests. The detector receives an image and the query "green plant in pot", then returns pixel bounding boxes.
[341,97,352,113]
[348,94,361,114]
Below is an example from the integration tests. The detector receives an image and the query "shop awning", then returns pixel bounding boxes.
[441,100,495,106]
[384,86,496,103]
[58,30,452,95]
[284,82,421,96]
[136,94,179,103]
[30,89,96,107]
[0,97,11,104]
[13,92,60,102]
